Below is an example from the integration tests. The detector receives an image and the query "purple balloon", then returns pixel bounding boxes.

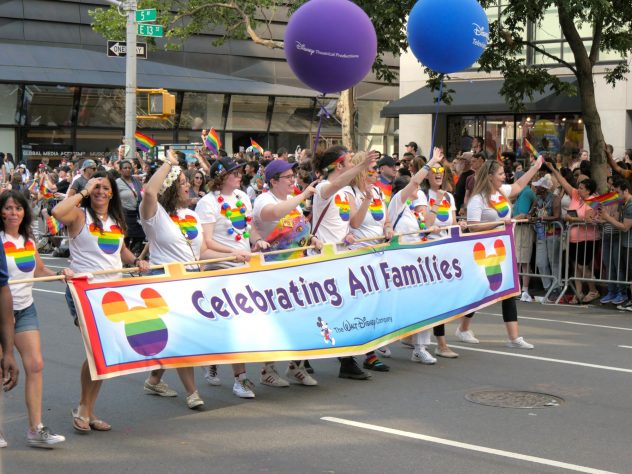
[284,0,377,94]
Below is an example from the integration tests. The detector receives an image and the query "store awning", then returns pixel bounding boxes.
[381,77,580,117]
[0,43,319,97]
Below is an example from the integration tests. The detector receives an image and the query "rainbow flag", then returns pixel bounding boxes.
[135,131,157,152]
[27,180,39,193]
[39,183,54,200]
[523,138,539,158]
[250,138,264,155]
[496,146,503,163]
[46,215,63,235]
[204,128,222,154]
[585,192,622,209]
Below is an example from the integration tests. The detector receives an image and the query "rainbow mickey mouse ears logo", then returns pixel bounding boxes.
[473,240,506,291]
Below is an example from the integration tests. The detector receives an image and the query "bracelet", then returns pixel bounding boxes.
[133,258,140,267]
[422,164,430,172]
[79,190,88,198]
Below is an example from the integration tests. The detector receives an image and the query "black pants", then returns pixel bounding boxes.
[463,298,518,323]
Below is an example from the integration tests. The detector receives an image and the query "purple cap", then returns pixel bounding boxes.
[265,160,297,182]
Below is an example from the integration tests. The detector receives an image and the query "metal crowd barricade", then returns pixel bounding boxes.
[513,220,565,303]
[556,222,632,304]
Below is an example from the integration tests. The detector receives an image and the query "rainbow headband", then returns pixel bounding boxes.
[159,165,182,195]
[323,154,347,173]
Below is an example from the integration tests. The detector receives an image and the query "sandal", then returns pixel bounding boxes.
[89,417,112,431]
[72,408,91,433]
[582,291,600,304]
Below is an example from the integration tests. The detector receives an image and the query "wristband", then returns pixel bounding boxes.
[422,164,430,172]
[133,258,140,267]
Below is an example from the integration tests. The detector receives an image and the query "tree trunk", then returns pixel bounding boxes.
[337,88,356,150]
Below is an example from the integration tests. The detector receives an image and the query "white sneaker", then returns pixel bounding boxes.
[27,424,65,448]
[203,365,221,386]
[186,390,205,409]
[411,349,437,365]
[377,346,392,358]
[286,363,318,386]
[507,336,534,349]
[455,328,479,344]
[260,365,290,387]
[233,378,256,399]
[520,291,534,302]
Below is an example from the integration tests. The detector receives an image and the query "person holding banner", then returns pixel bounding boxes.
[461,157,544,349]
[196,156,269,398]
[140,151,221,409]
[52,171,149,433]
[310,146,378,379]
[0,190,68,447]
[347,152,394,370]
[252,159,321,386]
[388,148,442,364]
[421,162,467,359]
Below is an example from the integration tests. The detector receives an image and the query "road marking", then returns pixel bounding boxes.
[43,264,67,269]
[445,344,632,374]
[40,256,66,261]
[321,417,618,474]
[617,345,632,349]
[33,288,65,295]
[479,312,632,332]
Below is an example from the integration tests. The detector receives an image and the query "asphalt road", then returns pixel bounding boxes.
[1,254,632,474]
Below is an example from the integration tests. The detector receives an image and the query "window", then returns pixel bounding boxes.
[78,88,125,127]
[0,84,20,125]
[270,97,314,132]
[226,95,268,131]
[180,92,224,130]
[24,85,75,127]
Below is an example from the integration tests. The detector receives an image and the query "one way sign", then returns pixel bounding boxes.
[107,41,148,59]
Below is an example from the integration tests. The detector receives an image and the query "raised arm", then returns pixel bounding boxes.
[140,150,179,221]
[52,178,101,236]
[510,155,543,198]
[400,147,443,203]
[319,151,378,201]
[543,160,575,196]
[605,146,626,177]
[259,181,318,221]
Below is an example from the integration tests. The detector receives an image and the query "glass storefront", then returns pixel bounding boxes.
[0,83,397,168]
[447,113,584,161]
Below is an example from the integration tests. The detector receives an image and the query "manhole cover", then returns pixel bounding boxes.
[465,390,564,409]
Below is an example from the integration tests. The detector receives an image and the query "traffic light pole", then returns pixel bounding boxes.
[105,0,136,159]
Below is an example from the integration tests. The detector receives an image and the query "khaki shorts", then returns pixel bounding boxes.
[514,223,534,263]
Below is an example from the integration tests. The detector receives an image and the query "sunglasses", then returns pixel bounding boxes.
[430,167,445,173]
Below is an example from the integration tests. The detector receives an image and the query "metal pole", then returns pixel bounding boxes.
[124,0,137,159]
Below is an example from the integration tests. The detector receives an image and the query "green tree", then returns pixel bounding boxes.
[90,0,415,150]
[427,0,632,190]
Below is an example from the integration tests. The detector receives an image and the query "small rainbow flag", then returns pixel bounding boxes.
[204,128,222,154]
[523,138,539,158]
[585,192,622,209]
[496,146,503,163]
[250,138,264,155]
[135,131,157,152]
[39,183,54,200]
[27,180,39,193]
[46,215,63,235]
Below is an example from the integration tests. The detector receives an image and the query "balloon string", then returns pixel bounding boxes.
[313,95,329,152]
[428,77,443,158]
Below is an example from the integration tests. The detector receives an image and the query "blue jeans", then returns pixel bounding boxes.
[602,232,625,293]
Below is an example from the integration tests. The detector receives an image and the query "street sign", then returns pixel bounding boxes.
[136,9,157,23]
[137,24,164,37]
[107,41,148,59]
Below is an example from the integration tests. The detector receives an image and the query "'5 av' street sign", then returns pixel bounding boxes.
[107,41,148,59]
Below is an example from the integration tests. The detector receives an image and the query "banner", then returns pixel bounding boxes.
[69,225,519,380]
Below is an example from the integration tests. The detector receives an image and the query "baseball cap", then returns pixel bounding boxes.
[533,174,553,190]
[377,155,398,168]
[405,142,418,149]
[81,159,97,170]
[209,157,245,179]
[265,160,297,182]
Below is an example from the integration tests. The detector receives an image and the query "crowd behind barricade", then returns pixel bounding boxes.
[0,131,631,449]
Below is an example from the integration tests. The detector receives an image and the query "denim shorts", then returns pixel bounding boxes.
[14,302,39,333]
[65,286,78,325]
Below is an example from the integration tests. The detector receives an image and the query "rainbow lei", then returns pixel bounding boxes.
[218,194,252,241]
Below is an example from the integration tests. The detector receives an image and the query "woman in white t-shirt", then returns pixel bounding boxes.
[195,156,269,399]
[311,146,377,380]
[252,159,321,387]
[421,163,468,359]
[53,171,149,433]
[459,157,543,349]
[387,148,442,365]
[1,191,67,447]
[140,151,220,410]
[347,151,394,371]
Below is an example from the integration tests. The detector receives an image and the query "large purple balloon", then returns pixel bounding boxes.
[284,0,377,94]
